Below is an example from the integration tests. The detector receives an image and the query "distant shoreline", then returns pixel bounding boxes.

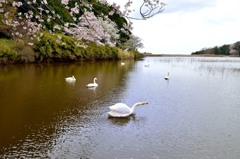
[142,53,238,57]
[143,54,191,57]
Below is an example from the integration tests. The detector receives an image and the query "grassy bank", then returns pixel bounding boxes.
[0,32,142,64]
[0,39,35,64]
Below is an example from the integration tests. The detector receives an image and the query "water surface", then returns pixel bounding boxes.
[0,57,240,158]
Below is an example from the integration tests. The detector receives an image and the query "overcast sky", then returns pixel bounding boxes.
[107,0,240,54]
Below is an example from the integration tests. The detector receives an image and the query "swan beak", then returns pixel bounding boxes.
[142,102,148,105]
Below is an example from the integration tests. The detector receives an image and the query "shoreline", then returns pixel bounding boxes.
[142,53,239,57]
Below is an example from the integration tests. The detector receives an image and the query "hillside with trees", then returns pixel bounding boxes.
[191,41,240,56]
[0,0,165,64]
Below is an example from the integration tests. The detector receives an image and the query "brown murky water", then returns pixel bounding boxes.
[1,57,240,158]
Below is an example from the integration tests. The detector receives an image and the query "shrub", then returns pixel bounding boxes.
[117,48,138,59]
[0,38,36,64]
[13,39,35,63]
[35,32,87,62]
[0,32,142,64]
[0,39,18,64]
[35,32,121,62]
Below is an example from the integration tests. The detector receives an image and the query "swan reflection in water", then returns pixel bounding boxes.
[108,114,147,127]
[108,116,133,126]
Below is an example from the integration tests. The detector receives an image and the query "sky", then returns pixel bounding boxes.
[107,0,240,54]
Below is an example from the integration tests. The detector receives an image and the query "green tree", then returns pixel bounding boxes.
[120,35,143,51]
[0,0,17,38]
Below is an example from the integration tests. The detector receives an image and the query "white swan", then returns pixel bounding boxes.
[144,64,150,67]
[164,72,170,80]
[86,77,98,87]
[65,76,76,82]
[108,102,148,117]
[121,62,125,65]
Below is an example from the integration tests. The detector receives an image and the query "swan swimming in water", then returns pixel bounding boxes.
[164,72,170,80]
[65,76,76,82]
[121,62,125,65]
[86,77,98,87]
[108,102,148,117]
[144,63,150,67]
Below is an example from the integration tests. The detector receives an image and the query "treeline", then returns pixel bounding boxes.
[0,0,143,64]
[0,32,142,64]
[191,41,240,56]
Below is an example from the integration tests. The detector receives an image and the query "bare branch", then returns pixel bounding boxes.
[140,1,165,19]
[125,0,165,20]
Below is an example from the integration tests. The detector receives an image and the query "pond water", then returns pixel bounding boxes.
[0,57,240,159]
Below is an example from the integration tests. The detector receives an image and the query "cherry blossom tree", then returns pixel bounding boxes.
[0,0,165,48]
[120,34,143,51]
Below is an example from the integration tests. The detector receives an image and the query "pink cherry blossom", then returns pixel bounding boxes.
[0,0,164,49]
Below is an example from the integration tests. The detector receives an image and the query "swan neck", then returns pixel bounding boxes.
[130,103,141,113]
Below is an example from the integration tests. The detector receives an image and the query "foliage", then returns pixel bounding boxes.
[192,44,231,56]
[0,0,156,64]
[0,0,17,38]
[131,50,144,59]
[0,0,164,45]
[119,35,144,51]
[35,32,85,62]
[0,0,132,46]
[34,32,122,62]
[233,41,240,53]
[0,38,35,64]
[85,42,119,60]
[14,39,35,63]
[0,39,18,64]
[0,31,141,64]
[117,48,142,59]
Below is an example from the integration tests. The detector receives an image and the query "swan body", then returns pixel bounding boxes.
[65,76,76,82]
[164,72,170,80]
[121,62,125,65]
[86,77,98,87]
[108,102,148,117]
